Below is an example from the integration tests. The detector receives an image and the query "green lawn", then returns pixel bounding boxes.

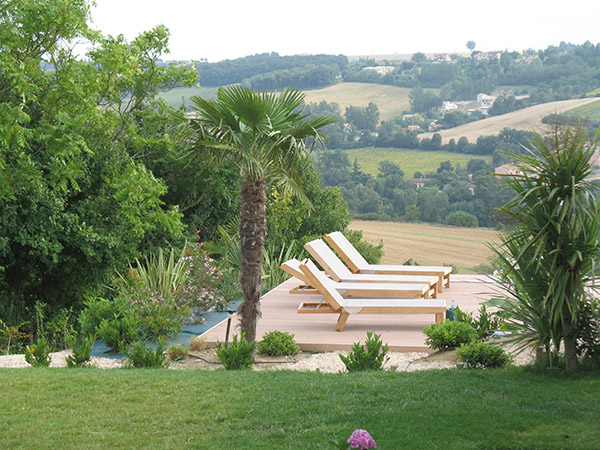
[345,147,491,177]
[1,367,598,448]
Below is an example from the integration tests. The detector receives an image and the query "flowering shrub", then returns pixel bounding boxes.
[175,240,231,317]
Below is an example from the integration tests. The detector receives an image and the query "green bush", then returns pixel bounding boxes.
[424,321,478,350]
[97,312,141,353]
[166,343,189,361]
[454,305,504,340]
[444,211,479,228]
[257,331,300,356]
[215,333,256,370]
[457,341,513,369]
[577,296,600,364]
[120,339,169,368]
[24,337,52,367]
[65,334,96,368]
[339,331,389,372]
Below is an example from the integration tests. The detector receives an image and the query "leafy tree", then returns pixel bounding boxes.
[492,126,600,370]
[188,86,334,342]
[466,41,476,52]
[0,0,195,320]
[411,52,427,63]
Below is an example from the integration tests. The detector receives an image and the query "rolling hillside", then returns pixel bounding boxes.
[302,82,430,121]
[421,97,600,144]
[344,148,490,177]
[349,220,501,274]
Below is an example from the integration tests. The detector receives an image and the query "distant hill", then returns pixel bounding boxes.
[303,82,431,121]
[421,98,600,144]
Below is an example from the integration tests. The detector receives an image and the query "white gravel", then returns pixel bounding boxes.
[0,345,535,373]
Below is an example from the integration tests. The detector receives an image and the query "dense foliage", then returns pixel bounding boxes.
[0,1,196,323]
[194,53,348,88]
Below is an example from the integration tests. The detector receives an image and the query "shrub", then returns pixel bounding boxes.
[577,296,600,364]
[97,313,141,353]
[339,331,389,372]
[78,295,125,337]
[24,337,52,367]
[424,321,477,350]
[457,341,513,369]
[257,331,300,356]
[215,333,256,370]
[444,211,478,228]
[65,334,96,368]
[166,343,189,361]
[0,319,28,355]
[454,305,504,340]
[189,336,207,352]
[120,339,169,368]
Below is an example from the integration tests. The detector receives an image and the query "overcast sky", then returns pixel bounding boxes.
[89,0,600,62]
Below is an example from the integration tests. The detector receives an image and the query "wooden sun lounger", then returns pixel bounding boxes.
[280,259,434,299]
[324,231,452,292]
[303,239,440,297]
[297,259,446,331]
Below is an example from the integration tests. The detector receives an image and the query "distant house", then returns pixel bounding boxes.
[407,125,421,131]
[443,101,458,112]
[362,66,395,75]
[432,53,451,63]
[476,93,497,108]
[405,177,429,189]
[474,51,503,61]
[494,164,522,177]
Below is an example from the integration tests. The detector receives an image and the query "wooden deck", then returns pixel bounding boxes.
[200,274,499,352]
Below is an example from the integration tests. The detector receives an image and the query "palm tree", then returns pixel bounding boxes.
[187,86,335,342]
[493,125,600,370]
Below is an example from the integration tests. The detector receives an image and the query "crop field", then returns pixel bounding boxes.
[421,97,599,144]
[565,99,600,122]
[349,220,502,274]
[343,147,491,177]
[157,85,219,109]
[303,82,438,120]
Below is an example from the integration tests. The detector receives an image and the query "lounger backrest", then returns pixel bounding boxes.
[304,239,353,281]
[324,231,369,273]
[299,259,345,310]
[280,259,310,285]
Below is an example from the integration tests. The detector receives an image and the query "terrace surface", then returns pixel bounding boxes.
[200,274,499,352]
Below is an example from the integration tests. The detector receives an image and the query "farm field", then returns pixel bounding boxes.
[157,85,219,109]
[421,97,600,144]
[303,82,438,121]
[344,147,491,177]
[564,99,600,121]
[349,220,501,274]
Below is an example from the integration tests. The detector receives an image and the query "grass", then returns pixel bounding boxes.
[344,147,491,177]
[157,85,219,109]
[0,367,598,448]
[302,82,437,121]
[350,220,501,273]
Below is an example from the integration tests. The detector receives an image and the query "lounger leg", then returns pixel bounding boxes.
[445,274,450,288]
[437,278,443,293]
[336,311,350,331]
[435,312,444,323]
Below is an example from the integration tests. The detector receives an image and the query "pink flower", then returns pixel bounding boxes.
[347,429,377,449]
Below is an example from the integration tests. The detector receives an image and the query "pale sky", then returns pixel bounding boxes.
[89,0,600,62]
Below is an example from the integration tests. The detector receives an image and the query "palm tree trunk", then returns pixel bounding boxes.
[237,174,266,343]
[562,302,578,371]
